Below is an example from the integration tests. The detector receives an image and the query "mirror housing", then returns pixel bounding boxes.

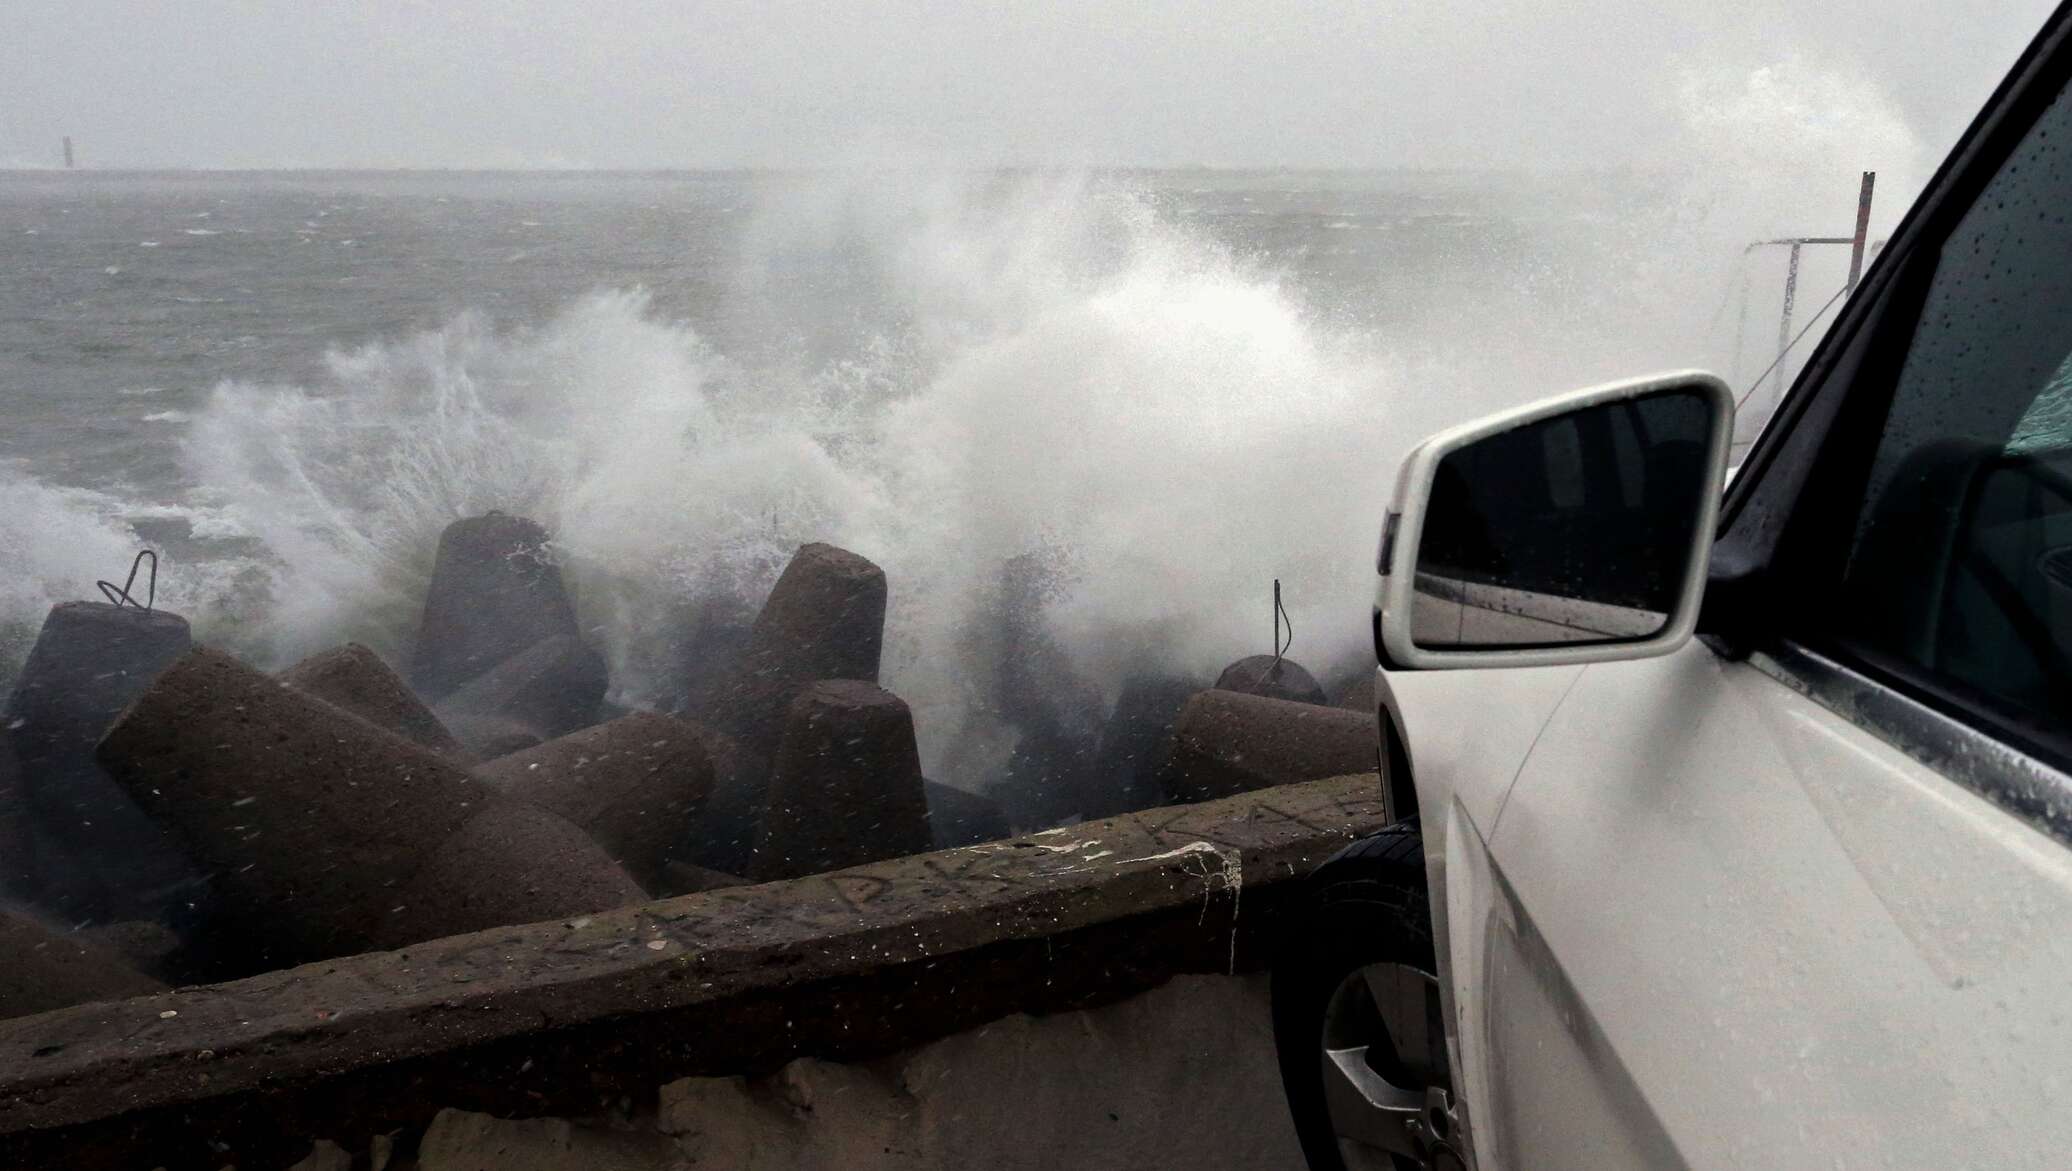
[1376,371,1734,670]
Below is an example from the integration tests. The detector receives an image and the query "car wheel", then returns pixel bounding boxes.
[1272,820,1466,1171]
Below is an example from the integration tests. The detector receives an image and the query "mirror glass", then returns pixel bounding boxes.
[1412,388,1714,650]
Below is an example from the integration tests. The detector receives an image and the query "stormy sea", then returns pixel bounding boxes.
[0,166,1867,794]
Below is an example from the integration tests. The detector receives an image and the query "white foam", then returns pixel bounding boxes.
[170,174,1405,777]
[131,137,1928,785]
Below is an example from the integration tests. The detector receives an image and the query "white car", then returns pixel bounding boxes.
[1272,10,2072,1170]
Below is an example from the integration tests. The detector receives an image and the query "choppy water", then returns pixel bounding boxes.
[0,167,1834,785]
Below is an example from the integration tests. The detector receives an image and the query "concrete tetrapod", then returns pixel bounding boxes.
[434,634,609,753]
[409,512,580,702]
[0,910,165,1022]
[97,647,488,960]
[1155,689,1379,805]
[0,736,34,901]
[476,711,715,889]
[78,919,184,983]
[923,780,1010,849]
[673,592,755,715]
[1212,654,1329,706]
[751,680,931,881]
[1333,671,1380,717]
[1091,674,1204,817]
[97,647,642,962]
[4,601,198,919]
[441,716,546,764]
[705,543,886,763]
[278,643,465,759]
[375,802,646,949]
[990,553,1109,826]
[653,860,750,897]
[679,721,765,877]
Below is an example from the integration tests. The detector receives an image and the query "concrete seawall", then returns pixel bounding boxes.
[407,973,1300,1171]
[0,773,1385,1169]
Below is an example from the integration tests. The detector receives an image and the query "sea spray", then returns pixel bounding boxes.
[167,174,1400,785]
[2,127,1933,790]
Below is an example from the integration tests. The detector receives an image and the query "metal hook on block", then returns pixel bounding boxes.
[96,550,158,613]
[1270,578,1293,672]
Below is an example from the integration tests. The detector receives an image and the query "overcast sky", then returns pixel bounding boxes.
[0,1,2058,171]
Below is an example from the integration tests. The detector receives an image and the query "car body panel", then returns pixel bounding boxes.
[1386,662,1587,1166]
[1474,642,2072,1168]
[1390,664,1587,837]
[1476,854,1685,1171]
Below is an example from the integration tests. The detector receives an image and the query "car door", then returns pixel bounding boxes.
[1471,19,2072,1170]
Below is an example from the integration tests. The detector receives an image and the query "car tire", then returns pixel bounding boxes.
[1272,819,1465,1171]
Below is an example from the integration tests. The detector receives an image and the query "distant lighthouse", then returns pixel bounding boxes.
[62,136,74,169]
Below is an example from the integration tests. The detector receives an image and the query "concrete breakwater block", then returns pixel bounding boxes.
[705,543,886,762]
[477,711,715,889]
[375,802,646,949]
[989,552,1110,827]
[4,601,198,919]
[96,647,489,961]
[434,634,609,751]
[1212,654,1328,706]
[410,512,580,702]
[278,643,465,759]
[673,593,756,715]
[0,737,34,901]
[924,780,1009,849]
[0,909,165,1022]
[680,722,766,877]
[1091,674,1202,817]
[999,721,1104,829]
[1334,671,1379,716]
[78,918,185,983]
[995,679,1107,827]
[1156,689,1378,805]
[655,860,750,897]
[442,715,546,763]
[751,680,931,881]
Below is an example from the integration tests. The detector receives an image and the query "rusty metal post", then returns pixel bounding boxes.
[1739,174,1879,410]
[1774,242,1802,399]
[1847,171,1876,290]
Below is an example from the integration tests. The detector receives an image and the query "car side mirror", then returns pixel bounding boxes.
[1376,371,1734,670]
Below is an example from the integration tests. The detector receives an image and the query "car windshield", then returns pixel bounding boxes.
[0,1,2055,1164]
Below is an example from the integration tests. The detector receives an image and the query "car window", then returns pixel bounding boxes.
[1836,76,2072,732]
[1609,401,1648,506]
[1543,417,1586,509]
[2011,358,2072,453]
